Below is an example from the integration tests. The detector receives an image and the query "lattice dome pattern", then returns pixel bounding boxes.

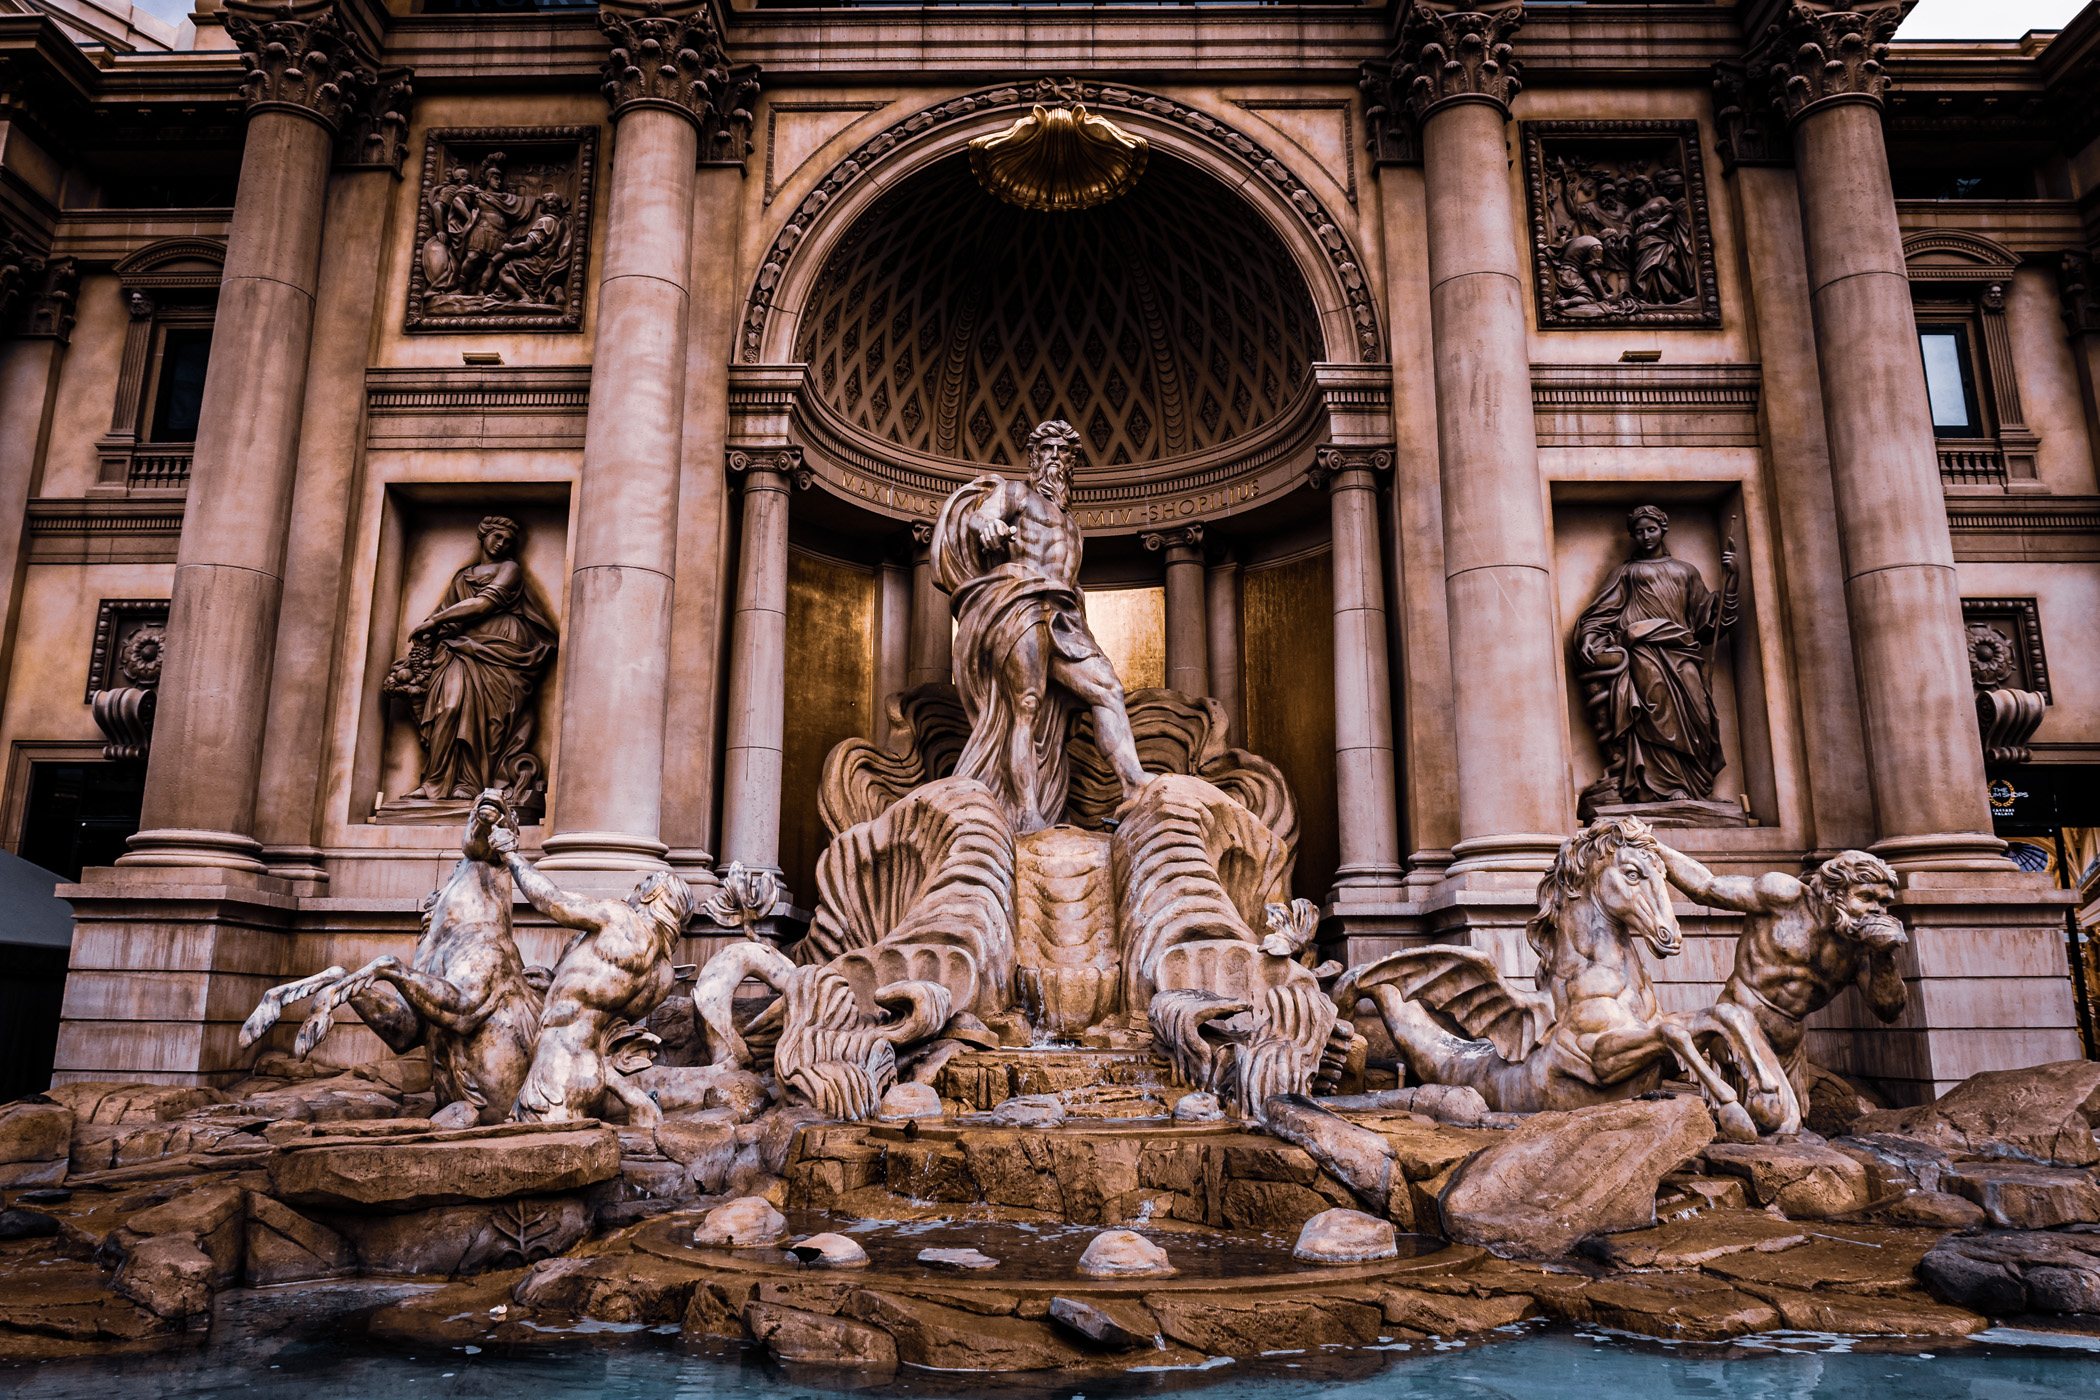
[792,154,1324,466]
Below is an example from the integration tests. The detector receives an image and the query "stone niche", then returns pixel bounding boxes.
[1552,487,1780,829]
[404,125,599,334]
[1521,120,1721,330]
[350,487,570,827]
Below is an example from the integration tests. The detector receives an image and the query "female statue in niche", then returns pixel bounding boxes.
[1573,504,1736,811]
[387,515,558,811]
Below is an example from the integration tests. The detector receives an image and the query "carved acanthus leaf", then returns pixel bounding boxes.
[1745,2,1903,123]
[1391,0,1525,122]
[224,1,376,131]
[339,66,414,172]
[598,2,760,158]
[1,240,77,342]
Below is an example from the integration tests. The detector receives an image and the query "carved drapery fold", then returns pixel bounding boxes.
[1389,0,1525,123]
[598,1,759,158]
[224,1,376,132]
[1743,2,1904,125]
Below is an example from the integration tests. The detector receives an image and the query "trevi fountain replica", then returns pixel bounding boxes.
[2,413,2095,1381]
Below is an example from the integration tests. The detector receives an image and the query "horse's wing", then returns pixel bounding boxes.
[1343,945,1553,1063]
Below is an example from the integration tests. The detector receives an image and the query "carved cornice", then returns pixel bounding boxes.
[1388,0,1525,123]
[740,80,1385,365]
[1142,524,1205,554]
[598,1,759,161]
[224,1,377,133]
[337,65,414,174]
[1308,444,1393,489]
[1742,2,1903,127]
[728,446,812,489]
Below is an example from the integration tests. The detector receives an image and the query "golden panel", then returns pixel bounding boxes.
[1082,585,1164,690]
[1240,549,1336,902]
[780,547,876,905]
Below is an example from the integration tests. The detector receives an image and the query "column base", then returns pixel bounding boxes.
[117,827,270,876]
[1868,831,2012,872]
[536,830,672,872]
[1447,832,1562,875]
[262,844,331,890]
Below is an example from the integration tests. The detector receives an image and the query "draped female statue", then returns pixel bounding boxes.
[386,515,558,813]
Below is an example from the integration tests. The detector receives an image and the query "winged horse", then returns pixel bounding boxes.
[1336,816,1762,1143]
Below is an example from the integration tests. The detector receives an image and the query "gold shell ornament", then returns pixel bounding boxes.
[967,104,1149,212]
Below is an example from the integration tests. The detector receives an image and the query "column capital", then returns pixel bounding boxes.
[1744,2,1903,126]
[335,66,414,174]
[1383,0,1525,125]
[224,0,377,134]
[1711,60,1793,172]
[2059,251,2100,336]
[1141,523,1205,556]
[0,234,77,344]
[728,445,810,489]
[598,1,760,161]
[1309,445,1394,489]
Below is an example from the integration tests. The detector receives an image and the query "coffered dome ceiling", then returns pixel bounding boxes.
[793,153,1325,468]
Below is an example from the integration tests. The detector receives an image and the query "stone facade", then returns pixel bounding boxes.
[0,0,2096,1104]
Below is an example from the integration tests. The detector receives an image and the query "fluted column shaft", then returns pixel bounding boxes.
[1323,453,1405,898]
[1421,95,1567,870]
[542,106,698,870]
[1791,99,1999,867]
[125,106,337,872]
[718,459,796,876]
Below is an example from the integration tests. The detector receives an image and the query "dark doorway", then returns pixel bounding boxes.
[19,761,147,881]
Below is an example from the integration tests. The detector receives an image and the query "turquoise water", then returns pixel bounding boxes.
[3,1283,2096,1400]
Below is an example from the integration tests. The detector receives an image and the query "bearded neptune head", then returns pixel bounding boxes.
[1808,850,1905,949]
[1025,420,1082,510]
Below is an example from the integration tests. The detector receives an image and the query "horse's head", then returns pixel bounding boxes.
[1528,816,1682,959]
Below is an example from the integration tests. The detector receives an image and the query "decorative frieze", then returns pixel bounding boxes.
[1742,2,1903,124]
[598,1,759,160]
[1388,0,1525,122]
[405,127,599,335]
[1521,121,1720,330]
[224,0,375,132]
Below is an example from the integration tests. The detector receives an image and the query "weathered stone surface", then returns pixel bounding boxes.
[959,1134,1061,1214]
[510,1252,711,1324]
[325,1194,592,1276]
[1374,1118,1501,1181]
[1703,1140,1873,1219]
[1047,1295,1162,1348]
[1852,1061,2100,1167]
[1582,1209,1808,1269]
[111,1182,245,1287]
[48,1083,223,1126]
[1918,1229,2100,1315]
[1369,1284,1537,1335]
[270,1126,619,1209]
[745,1301,898,1367]
[243,1193,354,1285]
[991,1094,1067,1127]
[886,1142,978,1203]
[429,1101,478,1131]
[1294,1208,1397,1263]
[1869,1189,1986,1230]
[1556,1274,1778,1341]
[1702,1229,1942,1296]
[0,1158,67,1189]
[1145,1293,1383,1353]
[1221,1178,1333,1232]
[694,1196,788,1247]
[628,1065,739,1114]
[1439,1096,1714,1258]
[845,1289,1083,1369]
[0,1257,174,1342]
[1749,1286,1985,1336]
[682,1279,750,1339]
[111,1233,213,1319]
[1173,1092,1223,1122]
[919,1247,1000,1270]
[656,1116,738,1190]
[1077,1229,1174,1277]
[1940,1160,2100,1229]
[880,1083,943,1120]
[0,1101,72,1165]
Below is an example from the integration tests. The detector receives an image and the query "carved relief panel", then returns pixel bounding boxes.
[405,126,599,334]
[1521,121,1721,330]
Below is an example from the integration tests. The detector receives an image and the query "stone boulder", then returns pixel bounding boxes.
[1438,1095,1714,1258]
[1293,1207,1398,1263]
[47,1082,224,1125]
[1918,1229,2100,1315]
[1851,1061,2100,1167]
[109,1181,246,1286]
[1581,1209,1808,1269]
[324,1194,592,1275]
[269,1124,620,1209]
[844,1290,1084,1369]
[879,1083,943,1120]
[693,1195,788,1247]
[1172,1092,1223,1123]
[243,1193,355,1286]
[1047,1295,1162,1349]
[1939,1160,2100,1230]
[0,1207,60,1240]
[991,1094,1066,1127]
[793,1231,869,1267]
[1076,1229,1174,1277]
[744,1301,898,1368]
[1703,1140,1874,1219]
[111,1234,214,1319]
[0,1100,73,1185]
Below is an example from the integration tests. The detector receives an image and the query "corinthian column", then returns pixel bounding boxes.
[1314,447,1405,908]
[542,1,755,872]
[122,0,373,873]
[1757,4,2002,868]
[1145,525,1208,699]
[718,450,804,880]
[1398,0,1566,872]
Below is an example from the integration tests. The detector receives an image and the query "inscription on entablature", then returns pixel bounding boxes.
[1521,120,1720,331]
[831,468,1261,530]
[406,126,599,335]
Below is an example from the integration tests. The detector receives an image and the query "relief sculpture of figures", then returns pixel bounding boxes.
[931,418,1148,834]
[421,152,575,315]
[1574,504,1738,821]
[383,515,558,819]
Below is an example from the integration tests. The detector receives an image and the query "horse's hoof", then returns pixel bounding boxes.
[1715,1101,1759,1143]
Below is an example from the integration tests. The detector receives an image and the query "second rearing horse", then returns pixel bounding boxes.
[1337,816,1759,1142]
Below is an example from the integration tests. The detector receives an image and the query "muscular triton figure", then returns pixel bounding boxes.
[1658,845,1907,1113]
[931,419,1148,834]
[498,827,695,1123]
